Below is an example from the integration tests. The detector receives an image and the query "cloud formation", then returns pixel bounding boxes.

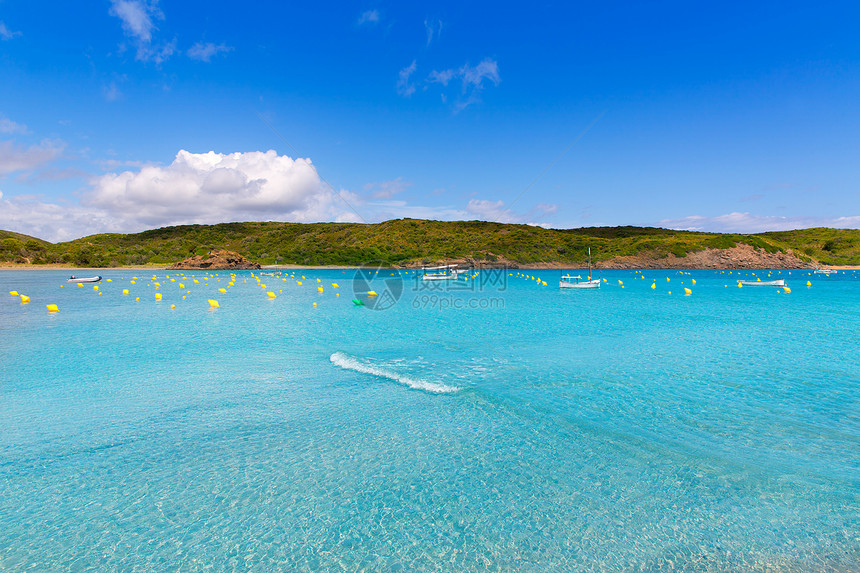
[424,19,443,47]
[426,58,500,111]
[357,10,380,25]
[86,149,343,229]
[364,177,412,199]
[397,60,417,96]
[0,140,65,176]
[0,21,22,41]
[109,0,174,63]
[187,42,233,62]
[660,212,860,233]
[0,117,28,134]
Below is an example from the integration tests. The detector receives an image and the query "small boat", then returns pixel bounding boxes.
[67,275,102,283]
[561,247,600,289]
[422,264,459,281]
[813,269,837,275]
[738,279,785,287]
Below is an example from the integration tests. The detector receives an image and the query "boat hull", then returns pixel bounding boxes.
[738,279,785,286]
[67,276,102,283]
[560,279,601,289]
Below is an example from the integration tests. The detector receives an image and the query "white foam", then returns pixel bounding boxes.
[330,352,460,394]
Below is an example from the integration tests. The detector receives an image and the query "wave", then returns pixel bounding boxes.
[330,352,460,394]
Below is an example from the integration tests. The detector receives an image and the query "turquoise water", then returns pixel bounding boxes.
[1,268,858,572]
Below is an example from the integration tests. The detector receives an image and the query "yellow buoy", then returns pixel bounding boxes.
[618,280,623,286]
[218,288,227,293]
[650,283,656,289]
[806,281,812,287]
[368,290,378,297]
[297,281,303,285]
[179,283,185,289]
[541,281,547,286]
[738,282,743,288]
[684,288,692,296]
[666,277,670,282]
[317,278,321,283]
[77,283,83,287]
[692,279,696,285]
[93,285,99,291]
[208,299,219,308]
[135,297,140,301]
[193,279,199,283]
[318,286,324,293]
[267,292,276,298]
[46,304,59,312]
[783,287,791,293]
[122,289,129,295]
[20,295,30,303]
[130,280,136,284]
[332,283,339,288]
[171,304,176,309]
[106,279,112,282]
[9,291,18,296]
[155,293,162,301]
[313,302,317,307]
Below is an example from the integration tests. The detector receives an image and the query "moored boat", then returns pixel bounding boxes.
[738,279,785,287]
[561,247,600,289]
[67,275,102,283]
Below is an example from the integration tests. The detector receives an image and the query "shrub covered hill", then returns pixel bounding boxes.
[2,219,860,268]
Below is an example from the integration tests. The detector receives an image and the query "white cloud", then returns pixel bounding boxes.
[85,149,345,229]
[0,196,123,242]
[0,140,65,176]
[364,177,412,199]
[426,58,500,111]
[187,42,233,62]
[357,10,379,25]
[427,69,454,86]
[0,117,28,134]
[660,212,860,233]
[461,59,500,88]
[397,60,417,96]
[0,21,22,40]
[424,19,443,47]
[110,0,157,42]
[465,199,519,223]
[104,81,122,102]
[109,0,174,63]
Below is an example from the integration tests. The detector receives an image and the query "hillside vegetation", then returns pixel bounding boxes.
[1,219,859,267]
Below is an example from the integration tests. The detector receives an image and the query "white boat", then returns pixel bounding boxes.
[814,269,837,274]
[67,275,102,283]
[422,264,459,281]
[561,248,600,289]
[738,279,785,287]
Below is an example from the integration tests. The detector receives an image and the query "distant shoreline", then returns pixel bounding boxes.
[2,263,859,271]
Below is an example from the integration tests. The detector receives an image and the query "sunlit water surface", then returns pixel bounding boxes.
[1,268,858,571]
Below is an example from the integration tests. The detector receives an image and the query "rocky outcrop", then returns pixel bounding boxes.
[169,250,261,270]
[401,244,816,270]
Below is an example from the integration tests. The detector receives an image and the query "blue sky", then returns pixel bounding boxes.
[1,1,859,241]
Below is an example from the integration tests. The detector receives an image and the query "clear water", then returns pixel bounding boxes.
[1,268,857,572]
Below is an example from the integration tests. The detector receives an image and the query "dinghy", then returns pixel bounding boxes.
[738,279,784,287]
[67,275,102,283]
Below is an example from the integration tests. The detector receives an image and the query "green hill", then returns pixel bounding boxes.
[2,219,860,267]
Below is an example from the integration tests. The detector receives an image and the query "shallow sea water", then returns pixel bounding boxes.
[1,268,858,571]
